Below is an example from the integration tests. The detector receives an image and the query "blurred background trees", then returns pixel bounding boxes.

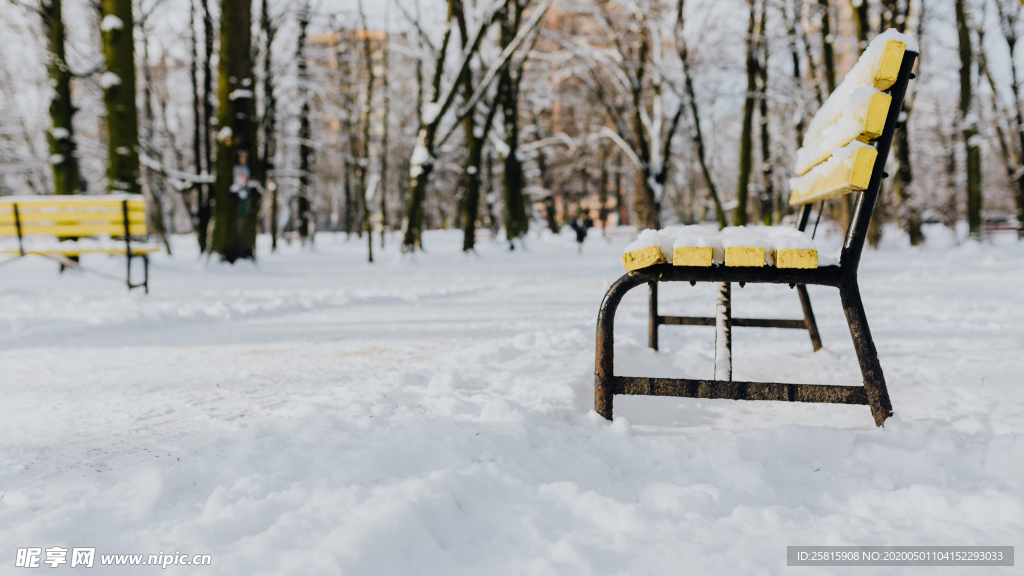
[1,0,1022,262]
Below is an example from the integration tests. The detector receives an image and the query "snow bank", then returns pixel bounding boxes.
[2,230,1022,573]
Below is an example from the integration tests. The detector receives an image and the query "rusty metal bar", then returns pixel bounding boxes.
[648,281,658,351]
[613,376,869,405]
[797,285,824,351]
[658,315,807,329]
[13,203,24,256]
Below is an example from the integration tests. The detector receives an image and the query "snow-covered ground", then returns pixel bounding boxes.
[1,226,1022,575]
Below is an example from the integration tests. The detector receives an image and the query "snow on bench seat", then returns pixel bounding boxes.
[621,225,822,271]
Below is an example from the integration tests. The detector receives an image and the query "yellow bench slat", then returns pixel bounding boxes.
[0,198,146,210]
[672,246,713,267]
[0,212,146,225]
[788,144,878,206]
[0,223,149,237]
[0,247,160,256]
[622,246,666,271]
[795,91,891,176]
[775,249,818,269]
[725,246,765,267]
[873,39,906,91]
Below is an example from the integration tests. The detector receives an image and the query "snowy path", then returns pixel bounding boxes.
[1,228,1022,574]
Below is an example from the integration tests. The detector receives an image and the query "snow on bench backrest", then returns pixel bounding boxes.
[787,29,917,207]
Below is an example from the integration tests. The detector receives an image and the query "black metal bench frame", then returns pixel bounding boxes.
[594,50,918,428]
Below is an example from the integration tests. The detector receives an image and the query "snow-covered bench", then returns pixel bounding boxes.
[596,30,918,427]
[0,195,158,292]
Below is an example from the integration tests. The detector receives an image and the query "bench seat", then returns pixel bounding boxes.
[622,225,825,271]
[0,246,160,256]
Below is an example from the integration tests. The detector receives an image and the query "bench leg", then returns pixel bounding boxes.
[648,281,658,351]
[714,282,732,381]
[840,281,892,427]
[796,285,823,352]
[596,273,646,420]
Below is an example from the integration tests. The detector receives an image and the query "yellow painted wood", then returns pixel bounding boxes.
[672,246,713,267]
[788,146,878,206]
[0,212,146,225]
[0,223,148,237]
[0,246,160,256]
[858,92,892,142]
[796,92,891,176]
[872,40,906,91]
[0,198,146,210]
[622,245,666,271]
[724,246,765,267]
[776,248,818,269]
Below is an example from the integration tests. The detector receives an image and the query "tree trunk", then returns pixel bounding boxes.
[818,0,836,93]
[140,30,172,253]
[956,0,982,239]
[735,0,757,226]
[786,0,805,147]
[599,144,609,230]
[296,5,312,246]
[402,1,455,251]
[210,0,261,262]
[198,0,215,251]
[995,0,1024,239]
[678,0,725,228]
[380,32,390,248]
[850,0,870,55]
[499,4,530,244]
[260,0,279,251]
[100,0,141,195]
[190,0,202,231]
[42,0,82,196]
[358,0,375,262]
[756,0,773,225]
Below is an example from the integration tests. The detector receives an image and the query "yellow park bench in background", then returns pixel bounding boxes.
[0,195,158,292]
[598,30,918,427]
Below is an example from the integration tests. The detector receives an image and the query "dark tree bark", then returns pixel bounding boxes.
[756,0,773,225]
[210,0,261,262]
[380,30,391,248]
[190,0,203,232]
[956,0,982,238]
[678,0,725,227]
[994,0,1024,239]
[260,0,279,251]
[197,0,215,251]
[358,1,375,261]
[735,0,758,226]
[100,0,141,194]
[41,0,82,195]
[818,0,836,93]
[296,4,312,245]
[498,1,530,246]
[785,0,806,147]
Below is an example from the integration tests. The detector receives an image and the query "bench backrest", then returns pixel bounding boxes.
[0,195,147,238]
[788,30,917,207]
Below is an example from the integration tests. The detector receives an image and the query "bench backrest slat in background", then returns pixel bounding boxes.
[0,196,148,238]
